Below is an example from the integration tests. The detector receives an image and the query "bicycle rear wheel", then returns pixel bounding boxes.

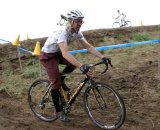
[28,79,57,122]
[84,83,126,130]
[112,22,120,28]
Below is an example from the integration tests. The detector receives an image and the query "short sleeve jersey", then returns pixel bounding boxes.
[42,26,84,53]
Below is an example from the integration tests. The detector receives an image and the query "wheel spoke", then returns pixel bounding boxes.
[28,80,57,122]
[84,83,126,129]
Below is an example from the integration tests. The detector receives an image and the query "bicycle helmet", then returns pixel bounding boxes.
[66,9,84,20]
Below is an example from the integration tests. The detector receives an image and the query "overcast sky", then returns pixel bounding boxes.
[0,0,159,42]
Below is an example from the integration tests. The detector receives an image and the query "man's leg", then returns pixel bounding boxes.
[40,53,62,113]
[59,54,76,91]
[61,66,75,91]
[50,88,61,113]
[61,65,75,80]
[40,52,71,122]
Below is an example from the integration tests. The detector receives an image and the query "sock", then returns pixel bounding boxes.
[50,89,61,113]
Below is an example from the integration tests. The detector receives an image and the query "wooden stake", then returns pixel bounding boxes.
[18,49,23,71]
[38,57,42,77]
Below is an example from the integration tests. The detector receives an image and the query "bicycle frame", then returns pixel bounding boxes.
[64,78,88,109]
[41,76,89,113]
[113,18,131,28]
[116,19,126,27]
[62,61,109,111]
[121,20,127,27]
[41,61,109,110]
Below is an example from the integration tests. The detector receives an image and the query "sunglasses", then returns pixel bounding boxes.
[73,20,84,24]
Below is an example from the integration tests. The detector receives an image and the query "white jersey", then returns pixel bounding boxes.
[42,26,84,53]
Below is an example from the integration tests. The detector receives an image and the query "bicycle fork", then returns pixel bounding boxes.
[91,84,107,110]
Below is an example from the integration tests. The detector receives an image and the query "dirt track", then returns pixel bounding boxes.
[1,44,160,130]
[0,25,160,130]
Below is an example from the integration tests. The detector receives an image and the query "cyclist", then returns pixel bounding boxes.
[115,10,126,26]
[40,9,111,122]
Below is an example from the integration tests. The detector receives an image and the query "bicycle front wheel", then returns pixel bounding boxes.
[84,83,126,130]
[125,21,132,27]
[112,22,120,28]
[28,79,57,122]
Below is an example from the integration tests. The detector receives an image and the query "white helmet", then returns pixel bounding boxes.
[67,9,84,20]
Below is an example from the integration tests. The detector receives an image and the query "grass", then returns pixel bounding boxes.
[132,33,150,41]
[1,43,160,97]
[1,25,160,97]
[0,70,33,96]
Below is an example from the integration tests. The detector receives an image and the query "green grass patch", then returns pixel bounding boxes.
[132,33,150,41]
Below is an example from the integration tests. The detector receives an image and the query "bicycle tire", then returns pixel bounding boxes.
[84,83,126,130]
[124,20,132,27]
[112,22,121,28]
[28,79,58,122]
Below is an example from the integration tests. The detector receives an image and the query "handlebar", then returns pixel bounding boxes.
[57,14,68,26]
[61,60,112,77]
[60,14,67,21]
[89,59,112,74]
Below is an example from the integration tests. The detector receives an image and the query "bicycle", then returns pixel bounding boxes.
[28,61,126,130]
[112,18,132,28]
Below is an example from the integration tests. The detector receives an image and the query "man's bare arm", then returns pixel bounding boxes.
[79,38,105,59]
[58,42,82,68]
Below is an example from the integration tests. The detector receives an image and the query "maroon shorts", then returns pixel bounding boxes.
[40,51,75,90]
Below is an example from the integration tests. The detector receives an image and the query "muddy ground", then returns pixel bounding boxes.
[0,25,160,130]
